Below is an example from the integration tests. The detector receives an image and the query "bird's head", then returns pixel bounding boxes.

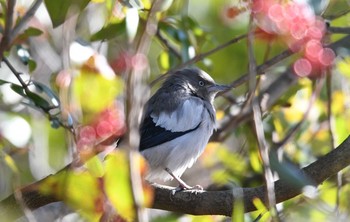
[169,68,229,103]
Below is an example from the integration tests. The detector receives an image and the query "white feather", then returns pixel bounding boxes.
[142,107,214,181]
[150,98,204,132]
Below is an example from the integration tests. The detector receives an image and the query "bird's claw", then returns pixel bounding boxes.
[170,184,203,196]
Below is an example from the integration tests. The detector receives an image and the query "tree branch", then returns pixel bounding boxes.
[1,135,350,219]
[152,135,350,216]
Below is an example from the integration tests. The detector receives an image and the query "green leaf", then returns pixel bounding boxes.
[10,84,27,97]
[19,27,43,38]
[28,59,37,72]
[33,81,60,107]
[44,0,91,28]
[39,170,102,221]
[104,151,153,221]
[105,151,135,220]
[26,91,51,110]
[90,20,126,41]
[11,83,52,110]
[0,79,12,85]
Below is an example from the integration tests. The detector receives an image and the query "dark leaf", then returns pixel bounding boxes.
[11,83,52,110]
[16,45,31,65]
[26,91,51,110]
[32,81,60,107]
[10,84,27,97]
[44,0,91,28]
[119,0,144,9]
[50,118,61,129]
[90,20,126,41]
[0,79,12,85]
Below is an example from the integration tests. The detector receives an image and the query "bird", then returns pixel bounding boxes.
[139,67,229,191]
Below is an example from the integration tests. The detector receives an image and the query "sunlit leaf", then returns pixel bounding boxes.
[28,59,37,72]
[232,188,244,222]
[86,156,105,178]
[104,150,153,221]
[334,115,350,146]
[216,110,225,121]
[44,0,91,28]
[19,27,43,38]
[39,170,103,221]
[158,51,169,70]
[252,198,270,222]
[3,153,19,173]
[337,57,350,77]
[249,149,262,173]
[47,125,69,168]
[104,150,134,220]
[331,91,345,115]
[90,20,126,41]
[73,68,123,118]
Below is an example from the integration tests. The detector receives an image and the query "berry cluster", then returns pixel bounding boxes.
[252,0,335,77]
[77,106,125,150]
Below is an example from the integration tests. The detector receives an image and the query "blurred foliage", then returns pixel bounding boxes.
[0,0,350,221]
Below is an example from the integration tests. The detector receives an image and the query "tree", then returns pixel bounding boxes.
[1,0,350,221]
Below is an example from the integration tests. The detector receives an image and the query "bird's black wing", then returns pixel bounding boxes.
[139,115,200,151]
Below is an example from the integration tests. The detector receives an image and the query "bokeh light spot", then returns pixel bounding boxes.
[268,4,284,22]
[318,48,336,67]
[80,125,96,142]
[305,40,323,61]
[294,58,312,77]
[96,121,113,138]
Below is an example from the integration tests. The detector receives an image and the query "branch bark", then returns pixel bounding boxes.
[152,135,350,216]
[1,135,350,219]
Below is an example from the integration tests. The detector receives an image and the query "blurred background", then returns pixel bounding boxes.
[1,0,350,221]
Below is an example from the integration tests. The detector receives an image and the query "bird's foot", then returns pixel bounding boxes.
[171,183,203,195]
[164,167,203,195]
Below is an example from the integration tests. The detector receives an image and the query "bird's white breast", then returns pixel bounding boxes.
[142,98,215,181]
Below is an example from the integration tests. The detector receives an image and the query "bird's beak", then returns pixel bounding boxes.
[208,84,231,94]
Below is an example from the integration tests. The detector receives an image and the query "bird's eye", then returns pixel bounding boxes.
[198,81,205,86]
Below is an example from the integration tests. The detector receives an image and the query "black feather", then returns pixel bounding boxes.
[139,115,200,151]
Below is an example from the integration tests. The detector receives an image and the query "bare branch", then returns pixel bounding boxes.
[1,135,350,219]
[0,0,43,58]
[328,26,350,34]
[152,135,350,216]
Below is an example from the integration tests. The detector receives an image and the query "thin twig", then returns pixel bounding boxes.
[272,77,324,151]
[0,0,43,59]
[326,72,341,215]
[228,49,293,88]
[2,57,29,89]
[11,0,43,39]
[328,26,350,34]
[150,33,248,86]
[125,1,162,221]
[247,14,279,221]
[0,0,16,59]
[155,28,181,59]
[2,58,75,136]
[174,33,248,71]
